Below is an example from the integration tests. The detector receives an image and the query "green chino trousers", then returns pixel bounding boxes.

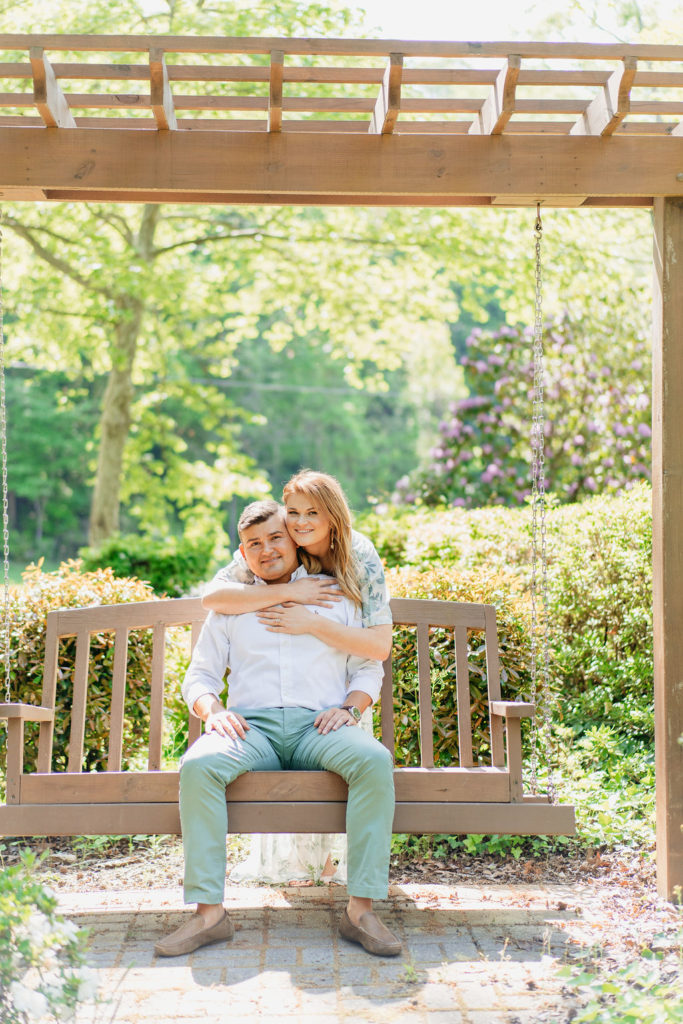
[179,707,395,905]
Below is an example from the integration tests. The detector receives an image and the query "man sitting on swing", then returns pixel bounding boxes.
[155,499,401,959]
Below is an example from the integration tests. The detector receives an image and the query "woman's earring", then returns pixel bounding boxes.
[330,533,335,551]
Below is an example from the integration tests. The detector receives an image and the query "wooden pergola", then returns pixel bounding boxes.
[0,35,681,898]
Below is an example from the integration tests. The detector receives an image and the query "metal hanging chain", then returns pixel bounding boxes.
[0,208,11,705]
[529,203,557,804]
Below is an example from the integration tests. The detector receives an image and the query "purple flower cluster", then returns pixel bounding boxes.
[395,315,651,508]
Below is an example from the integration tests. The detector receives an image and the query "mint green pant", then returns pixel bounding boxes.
[179,707,395,905]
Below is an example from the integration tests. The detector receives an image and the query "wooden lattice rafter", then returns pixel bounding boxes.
[369,53,403,134]
[29,45,75,128]
[149,47,176,130]
[571,56,638,136]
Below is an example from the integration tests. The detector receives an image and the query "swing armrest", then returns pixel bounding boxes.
[1,705,55,805]
[490,701,535,719]
[0,703,54,722]
[490,702,534,802]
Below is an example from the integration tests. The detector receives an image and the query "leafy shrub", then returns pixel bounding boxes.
[557,724,655,850]
[6,560,158,772]
[360,502,531,576]
[80,529,220,597]
[368,485,653,746]
[546,484,653,744]
[356,510,412,568]
[396,315,650,508]
[558,945,683,1024]
[384,565,537,767]
[0,850,97,1023]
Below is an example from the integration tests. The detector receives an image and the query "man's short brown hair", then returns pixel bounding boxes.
[237,499,284,538]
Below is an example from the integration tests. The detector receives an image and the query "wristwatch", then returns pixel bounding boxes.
[340,704,362,723]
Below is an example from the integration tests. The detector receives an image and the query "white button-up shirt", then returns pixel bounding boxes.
[182,566,384,715]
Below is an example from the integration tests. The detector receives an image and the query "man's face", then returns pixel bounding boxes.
[239,513,299,585]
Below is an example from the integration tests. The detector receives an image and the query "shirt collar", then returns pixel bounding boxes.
[253,562,309,587]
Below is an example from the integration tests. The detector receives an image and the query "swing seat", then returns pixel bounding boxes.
[0,597,575,838]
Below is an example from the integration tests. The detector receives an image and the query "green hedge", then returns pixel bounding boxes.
[365,485,652,745]
[6,561,159,773]
[546,486,652,745]
[80,530,218,597]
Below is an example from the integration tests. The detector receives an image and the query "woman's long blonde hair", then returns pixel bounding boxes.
[282,469,362,608]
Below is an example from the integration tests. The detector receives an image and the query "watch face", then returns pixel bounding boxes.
[350,706,361,722]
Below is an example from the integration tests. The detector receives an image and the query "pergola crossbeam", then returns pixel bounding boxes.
[29,46,75,128]
[1,129,680,203]
[571,57,637,137]
[369,53,403,135]
[268,49,284,133]
[149,47,177,130]
[469,55,521,136]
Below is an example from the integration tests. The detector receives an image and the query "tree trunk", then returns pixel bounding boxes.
[88,205,160,545]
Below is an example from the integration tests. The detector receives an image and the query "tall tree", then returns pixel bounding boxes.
[2,0,459,543]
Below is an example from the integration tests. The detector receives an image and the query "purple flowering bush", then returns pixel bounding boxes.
[395,315,650,508]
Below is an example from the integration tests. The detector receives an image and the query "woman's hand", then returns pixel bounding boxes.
[205,709,250,740]
[258,602,318,635]
[314,706,357,734]
[285,576,342,607]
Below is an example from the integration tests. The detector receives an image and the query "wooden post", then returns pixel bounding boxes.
[652,197,683,901]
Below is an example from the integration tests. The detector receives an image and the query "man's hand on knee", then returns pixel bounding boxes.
[205,709,250,739]
[314,706,357,735]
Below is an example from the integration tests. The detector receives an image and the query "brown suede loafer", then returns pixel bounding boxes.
[339,909,402,957]
[155,910,234,957]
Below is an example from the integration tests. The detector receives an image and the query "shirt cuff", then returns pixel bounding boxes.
[184,683,219,717]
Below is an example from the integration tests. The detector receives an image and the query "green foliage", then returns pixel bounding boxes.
[384,565,534,766]
[359,502,531,574]
[0,849,96,1023]
[558,946,683,1024]
[547,485,653,744]
[227,329,421,512]
[80,528,224,597]
[6,561,158,772]
[6,369,99,563]
[390,830,568,862]
[558,724,656,851]
[354,509,413,569]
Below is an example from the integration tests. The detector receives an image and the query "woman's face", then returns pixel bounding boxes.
[285,492,332,553]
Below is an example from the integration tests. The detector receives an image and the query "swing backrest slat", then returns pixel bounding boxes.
[484,605,506,766]
[148,622,167,771]
[188,619,204,747]
[415,620,434,768]
[67,629,91,774]
[108,627,129,772]
[379,652,394,753]
[37,612,60,773]
[455,622,474,768]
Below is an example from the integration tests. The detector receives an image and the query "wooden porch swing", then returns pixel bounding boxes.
[0,35,681,894]
[0,203,573,836]
[0,199,574,841]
